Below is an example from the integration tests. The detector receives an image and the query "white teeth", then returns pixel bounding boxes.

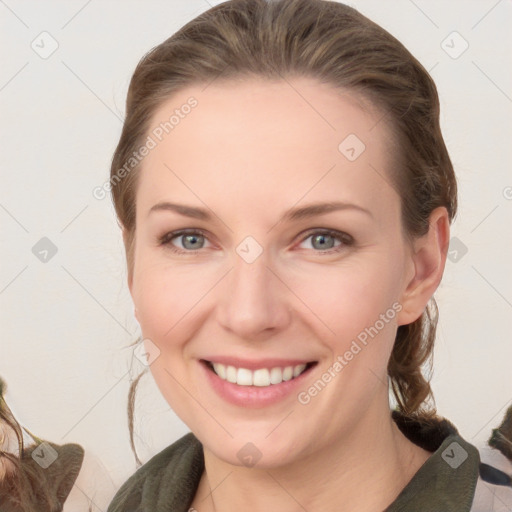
[269,367,282,384]
[282,366,293,381]
[253,369,270,387]
[237,368,253,386]
[213,362,226,380]
[293,364,307,377]
[226,365,237,384]
[210,362,309,387]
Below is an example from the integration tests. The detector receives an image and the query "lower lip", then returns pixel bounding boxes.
[200,360,316,408]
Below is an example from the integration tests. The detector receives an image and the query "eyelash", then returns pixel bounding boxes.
[158,228,354,255]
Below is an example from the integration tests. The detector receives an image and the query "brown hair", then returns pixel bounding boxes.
[0,378,87,511]
[110,0,457,464]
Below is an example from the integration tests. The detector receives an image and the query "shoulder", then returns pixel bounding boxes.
[389,411,512,511]
[107,432,204,512]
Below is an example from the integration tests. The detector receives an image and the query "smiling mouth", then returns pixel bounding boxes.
[201,360,317,387]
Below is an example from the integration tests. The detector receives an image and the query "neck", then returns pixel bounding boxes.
[192,405,432,512]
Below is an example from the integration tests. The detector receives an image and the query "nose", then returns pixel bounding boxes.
[215,251,292,340]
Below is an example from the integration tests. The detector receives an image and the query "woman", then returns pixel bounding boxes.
[106,0,512,510]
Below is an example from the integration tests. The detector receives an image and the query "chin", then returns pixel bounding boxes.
[196,422,314,471]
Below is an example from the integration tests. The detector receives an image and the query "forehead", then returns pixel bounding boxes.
[136,77,399,224]
[148,76,389,153]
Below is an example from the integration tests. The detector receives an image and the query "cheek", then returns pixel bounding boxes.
[131,262,210,424]
[298,262,401,406]
[132,257,211,341]
[287,256,402,344]
[288,258,403,398]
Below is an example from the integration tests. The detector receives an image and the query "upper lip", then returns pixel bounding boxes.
[201,357,316,370]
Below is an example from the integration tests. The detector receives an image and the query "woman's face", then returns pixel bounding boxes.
[128,77,428,467]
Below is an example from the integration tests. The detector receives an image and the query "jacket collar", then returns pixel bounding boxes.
[386,412,479,511]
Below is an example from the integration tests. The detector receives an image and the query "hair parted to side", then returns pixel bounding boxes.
[110,0,457,464]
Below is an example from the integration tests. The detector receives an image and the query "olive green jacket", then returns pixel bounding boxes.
[107,413,511,512]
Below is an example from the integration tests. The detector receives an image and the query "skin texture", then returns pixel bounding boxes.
[126,77,450,512]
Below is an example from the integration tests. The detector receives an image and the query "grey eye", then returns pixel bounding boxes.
[180,233,205,250]
[304,233,341,251]
[309,233,338,250]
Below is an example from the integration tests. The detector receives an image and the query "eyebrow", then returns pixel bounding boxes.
[148,200,373,221]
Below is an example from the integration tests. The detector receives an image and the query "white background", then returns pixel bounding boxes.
[1,0,511,510]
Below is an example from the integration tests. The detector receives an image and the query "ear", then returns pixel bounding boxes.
[396,206,450,326]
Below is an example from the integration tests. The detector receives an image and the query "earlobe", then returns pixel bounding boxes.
[396,207,450,326]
